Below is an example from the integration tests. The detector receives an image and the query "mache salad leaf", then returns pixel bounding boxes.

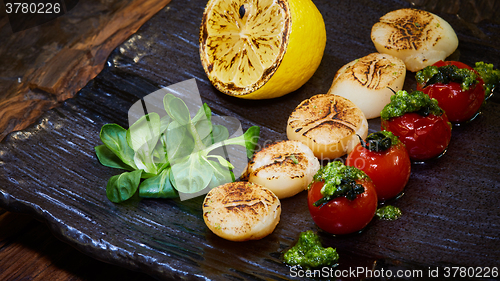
[95,93,260,203]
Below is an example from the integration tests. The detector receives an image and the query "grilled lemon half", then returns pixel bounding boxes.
[199,0,326,99]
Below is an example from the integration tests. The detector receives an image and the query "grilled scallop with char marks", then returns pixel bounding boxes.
[203,182,281,242]
[247,140,320,199]
[371,8,458,72]
[287,94,368,160]
[327,53,406,119]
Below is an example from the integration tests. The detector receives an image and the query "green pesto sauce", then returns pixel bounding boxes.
[361,130,400,152]
[312,161,367,198]
[283,230,339,269]
[416,64,478,91]
[375,205,402,221]
[474,61,500,97]
[380,90,443,120]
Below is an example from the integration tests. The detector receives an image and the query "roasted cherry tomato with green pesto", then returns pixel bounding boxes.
[307,161,377,235]
[346,131,411,201]
[381,112,451,162]
[416,60,485,124]
[381,90,452,162]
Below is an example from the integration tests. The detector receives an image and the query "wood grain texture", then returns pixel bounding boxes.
[0,0,171,141]
[0,208,157,281]
[0,0,499,280]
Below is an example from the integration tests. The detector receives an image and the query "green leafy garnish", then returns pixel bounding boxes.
[95,93,260,203]
[380,90,443,120]
[106,169,143,203]
[127,113,162,175]
[94,145,134,171]
[138,168,178,199]
[99,124,137,170]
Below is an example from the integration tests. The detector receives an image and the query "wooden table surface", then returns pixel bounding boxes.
[0,208,157,280]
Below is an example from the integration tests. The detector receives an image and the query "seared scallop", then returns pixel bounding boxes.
[203,182,281,241]
[247,140,320,199]
[287,94,368,160]
[371,8,458,72]
[328,53,406,119]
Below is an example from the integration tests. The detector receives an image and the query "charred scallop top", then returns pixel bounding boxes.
[203,182,280,234]
[248,140,314,180]
[374,8,438,51]
[331,53,406,91]
[288,95,363,144]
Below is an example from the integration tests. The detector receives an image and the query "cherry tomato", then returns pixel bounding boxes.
[381,112,452,162]
[417,61,485,123]
[307,180,377,235]
[346,135,411,201]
